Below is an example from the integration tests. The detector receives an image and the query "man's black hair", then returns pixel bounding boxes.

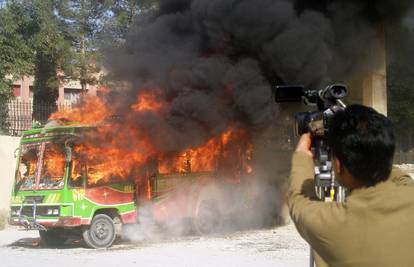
[327,104,395,187]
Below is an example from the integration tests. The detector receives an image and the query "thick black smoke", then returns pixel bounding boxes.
[404,9,414,30]
[106,0,413,151]
[103,0,413,226]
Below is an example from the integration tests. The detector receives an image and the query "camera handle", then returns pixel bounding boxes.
[309,137,346,267]
[312,137,346,202]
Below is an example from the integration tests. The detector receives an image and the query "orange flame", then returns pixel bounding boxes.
[50,96,110,125]
[42,144,66,179]
[131,89,164,112]
[73,139,151,186]
[48,87,253,186]
[158,128,253,176]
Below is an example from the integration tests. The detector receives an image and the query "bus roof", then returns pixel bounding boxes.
[21,120,96,143]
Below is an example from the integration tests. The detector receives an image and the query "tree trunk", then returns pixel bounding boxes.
[80,35,87,95]
[32,53,58,123]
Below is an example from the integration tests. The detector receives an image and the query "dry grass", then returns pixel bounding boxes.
[0,209,7,230]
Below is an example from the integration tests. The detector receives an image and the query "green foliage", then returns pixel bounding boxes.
[0,0,76,121]
[54,0,114,90]
[0,81,11,134]
[30,0,71,107]
[54,0,157,91]
[0,209,6,230]
[0,0,152,127]
[105,0,140,42]
[0,0,34,131]
[0,1,34,77]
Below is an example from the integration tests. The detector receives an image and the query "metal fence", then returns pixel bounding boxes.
[1,98,414,163]
[3,99,74,136]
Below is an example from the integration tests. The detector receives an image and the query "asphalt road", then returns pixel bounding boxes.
[0,223,308,267]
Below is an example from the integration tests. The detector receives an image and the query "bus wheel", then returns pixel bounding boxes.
[83,214,116,249]
[194,200,221,235]
[39,229,67,247]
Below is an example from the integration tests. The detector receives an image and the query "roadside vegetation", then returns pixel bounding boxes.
[0,0,155,130]
[0,209,7,230]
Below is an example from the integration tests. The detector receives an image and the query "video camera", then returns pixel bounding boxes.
[274,84,348,202]
[275,84,347,137]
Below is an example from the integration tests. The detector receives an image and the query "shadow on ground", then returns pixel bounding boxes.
[7,236,86,249]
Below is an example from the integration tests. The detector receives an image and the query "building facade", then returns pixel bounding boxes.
[11,75,101,104]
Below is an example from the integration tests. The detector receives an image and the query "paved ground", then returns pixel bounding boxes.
[0,223,309,267]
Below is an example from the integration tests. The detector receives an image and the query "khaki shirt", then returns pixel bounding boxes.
[287,151,414,267]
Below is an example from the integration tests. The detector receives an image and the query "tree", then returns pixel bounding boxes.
[31,0,72,109]
[0,0,149,130]
[55,0,113,94]
[0,0,74,123]
[0,0,34,132]
[105,0,141,43]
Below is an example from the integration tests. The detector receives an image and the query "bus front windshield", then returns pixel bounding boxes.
[16,142,66,191]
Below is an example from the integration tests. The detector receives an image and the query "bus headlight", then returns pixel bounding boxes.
[46,207,60,216]
[11,209,20,216]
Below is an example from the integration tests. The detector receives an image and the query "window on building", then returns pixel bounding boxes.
[13,85,21,97]
[64,88,82,104]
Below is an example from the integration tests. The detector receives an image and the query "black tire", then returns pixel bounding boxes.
[83,214,116,249]
[193,200,221,235]
[39,229,67,247]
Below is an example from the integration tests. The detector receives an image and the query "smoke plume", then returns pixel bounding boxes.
[101,0,414,229]
[107,0,414,133]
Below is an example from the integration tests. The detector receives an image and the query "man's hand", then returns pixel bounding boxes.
[295,133,313,157]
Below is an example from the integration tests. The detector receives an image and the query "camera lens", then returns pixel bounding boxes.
[324,84,347,100]
[332,86,345,97]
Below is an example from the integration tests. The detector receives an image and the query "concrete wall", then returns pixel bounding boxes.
[0,136,20,211]
[362,26,388,116]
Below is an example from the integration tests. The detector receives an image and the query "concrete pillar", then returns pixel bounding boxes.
[21,76,31,101]
[58,81,65,106]
[363,26,387,116]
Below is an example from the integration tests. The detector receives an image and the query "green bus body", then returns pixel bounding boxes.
[8,123,232,248]
[9,126,138,230]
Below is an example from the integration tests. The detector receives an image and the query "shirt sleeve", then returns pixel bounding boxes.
[286,151,342,253]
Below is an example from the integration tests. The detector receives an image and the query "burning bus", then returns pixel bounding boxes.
[9,118,254,248]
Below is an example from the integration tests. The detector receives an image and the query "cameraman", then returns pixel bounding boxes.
[287,104,414,267]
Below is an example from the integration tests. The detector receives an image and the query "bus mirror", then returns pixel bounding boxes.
[65,146,72,163]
